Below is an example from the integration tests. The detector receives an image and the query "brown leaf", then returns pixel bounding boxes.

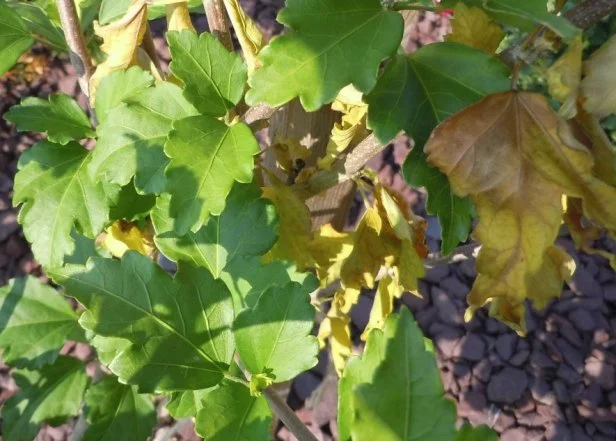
[426,92,616,331]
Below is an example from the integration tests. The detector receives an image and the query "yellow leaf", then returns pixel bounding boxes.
[581,34,616,118]
[318,86,368,170]
[262,183,314,270]
[425,92,616,332]
[339,207,397,289]
[223,0,265,72]
[103,221,155,258]
[309,224,353,287]
[361,276,402,341]
[573,109,616,188]
[547,35,583,119]
[445,3,504,54]
[90,0,148,102]
[166,1,196,33]
[317,290,354,376]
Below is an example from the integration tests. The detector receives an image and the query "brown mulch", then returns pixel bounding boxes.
[1,5,615,441]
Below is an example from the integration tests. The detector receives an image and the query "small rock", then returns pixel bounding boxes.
[434,331,462,360]
[555,338,583,371]
[585,357,616,390]
[530,378,555,405]
[581,383,603,409]
[509,349,530,367]
[569,308,596,332]
[486,367,528,404]
[0,211,18,242]
[609,391,616,405]
[438,276,469,299]
[569,267,603,297]
[431,287,463,326]
[595,422,616,438]
[457,259,476,280]
[593,329,611,346]
[530,350,556,369]
[495,334,517,361]
[556,363,581,386]
[422,265,450,283]
[492,410,516,432]
[604,283,616,303]
[486,318,508,334]
[459,334,486,362]
[553,380,570,403]
[571,424,593,441]
[472,359,492,383]
[500,428,527,441]
[457,390,488,425]
[544,422,571,441]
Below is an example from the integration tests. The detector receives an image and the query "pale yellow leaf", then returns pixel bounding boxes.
[318,86,368,170]
[445,3,504,54]
[426,92,616,332]
[262,182,314,270]
[361,276,402,341]
[103,221,155,258]
[223,0,265,72]
[166,2,196,32]
[90,0,148,102]
[309,224,353,287]
[581,34,616,118]
[547,35,583,119]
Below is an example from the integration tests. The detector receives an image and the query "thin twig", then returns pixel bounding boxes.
[263,388,319,441]
[203,0,234,51]
[55,0,94,98]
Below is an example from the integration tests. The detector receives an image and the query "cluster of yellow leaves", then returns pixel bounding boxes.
[311,184,427,373]
[547,35,583,119]
[425,91,616,333]
[89,0,149,102]
[102,220,155,258]
[318,86,369,170]
[445,3,504,54]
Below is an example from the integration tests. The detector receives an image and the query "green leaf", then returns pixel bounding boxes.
[49,253,235,392]
[233,282,318,383]
[164,117,260,234]
[167,389,211,419]
[246,0,403,111]
[90,335,131,366]
[2,356,88,441]
[83,377,156,441]
[94,67,154,123]
[479,0,579,41]
[351,309,457,441]
[91,81,198,195]
[5,95,95,145]
[337,305,393,441]
[98,0,131,24]
[0,3,34,75]
[65,231,104,265]
[220,256,318,311]
[13,141,112,268]
[168,30,248,117]
[109,180,156,222]
[195,381,272,441]
[7,2,66,50]
[152,182,278,277]
[456,423,499,441]
[0,277,79,368]
[365,44,510,254]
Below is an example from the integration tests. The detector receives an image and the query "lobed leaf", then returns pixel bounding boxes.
[351,309,457,441]
[246,0,404,111]
[83,377,156,441]
[0,3,34,75]
[91,81,198,195]
[152,182,278,277]
[0,277,79,369]
[233,282,319,383]
[164,116,259,234]
[581,34,616,119]
[168,30,247,117]
[49,253,235,392]
[195,381,272,441]
[13,141,112,268]
[2,356,88,441]
[5,94,95,145]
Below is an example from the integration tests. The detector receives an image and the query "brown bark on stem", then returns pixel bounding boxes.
[203,0,234,51]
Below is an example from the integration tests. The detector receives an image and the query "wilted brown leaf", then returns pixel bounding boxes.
[426,92,616,332]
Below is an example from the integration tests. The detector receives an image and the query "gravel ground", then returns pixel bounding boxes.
[1,5,615,441]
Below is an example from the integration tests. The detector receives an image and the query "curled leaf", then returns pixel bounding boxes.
[581,34,616,118]
[89,1,148,102]
[103,220,155,258]
[547,35,583,119]
[223,0,265,71]
[165,1,196,32]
